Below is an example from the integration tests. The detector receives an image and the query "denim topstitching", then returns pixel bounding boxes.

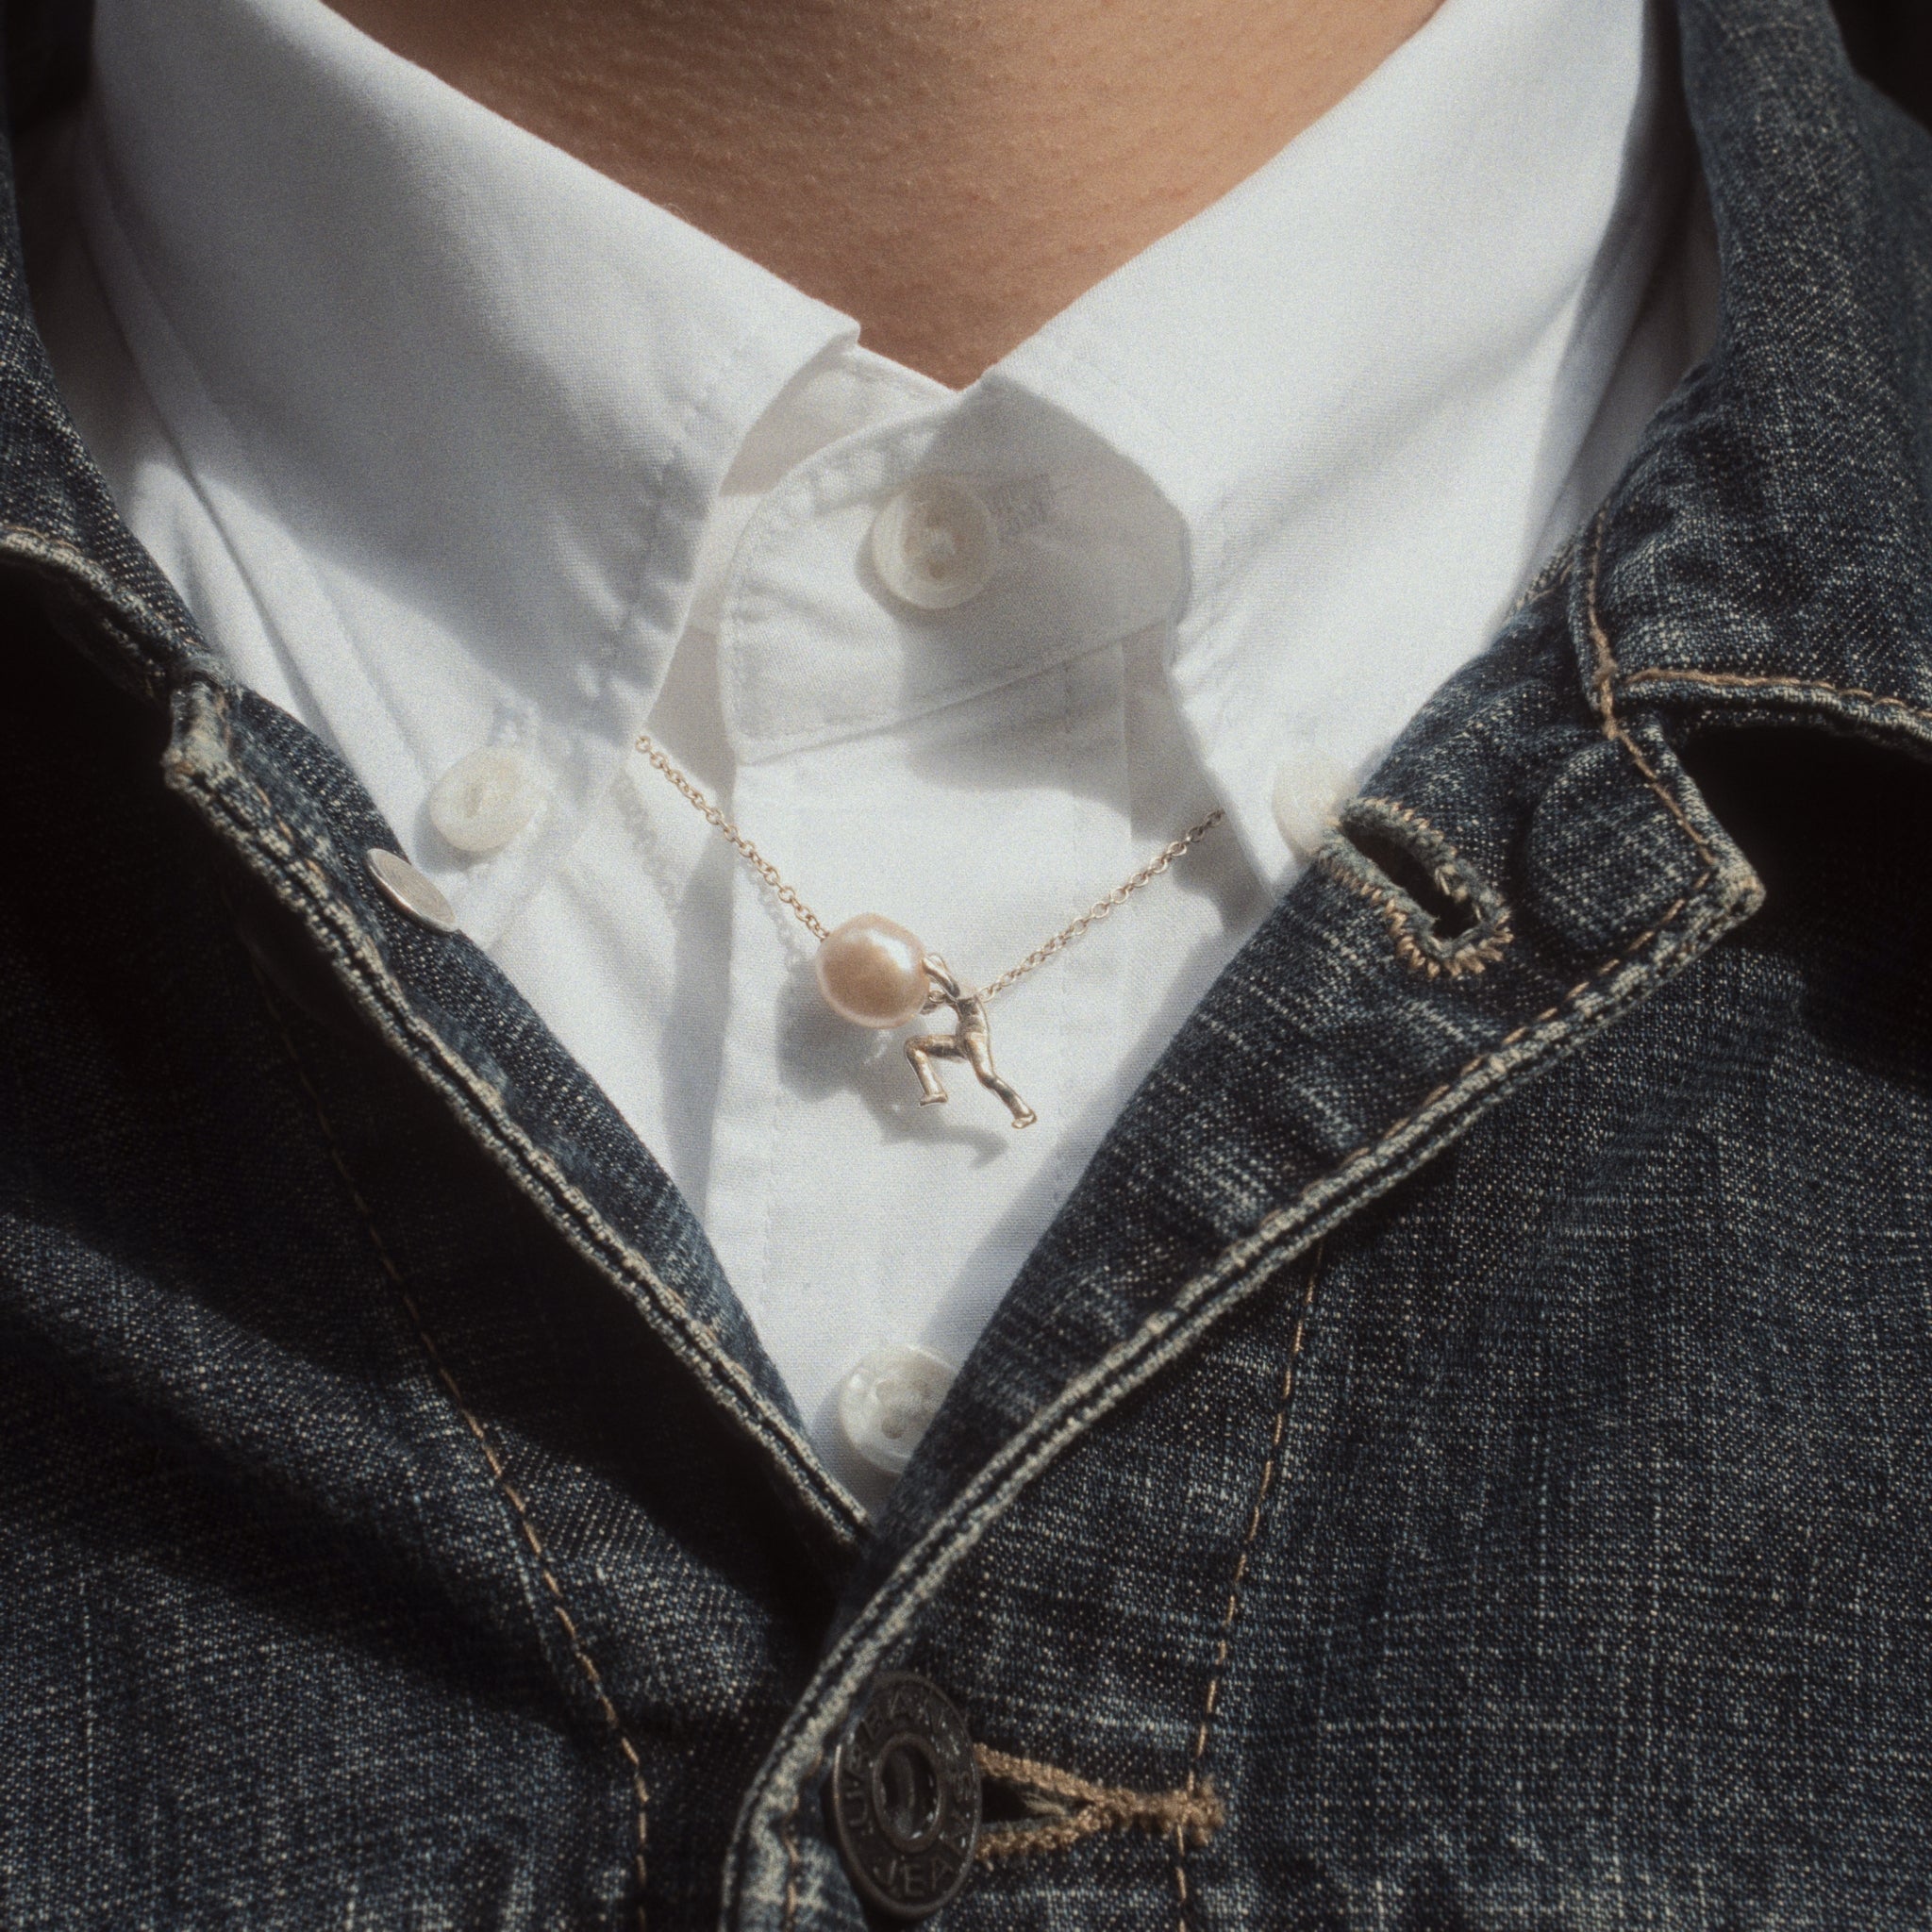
[244,951,655,1932]
[1619,662,1932,726]
[161,680,865,1548]
[1176,1243,1324,1932]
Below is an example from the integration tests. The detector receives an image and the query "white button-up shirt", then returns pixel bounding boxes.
[31,0,1714,1497]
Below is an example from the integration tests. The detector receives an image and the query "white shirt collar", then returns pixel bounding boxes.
[73,0,1687,911]
[1001,0,1693,876]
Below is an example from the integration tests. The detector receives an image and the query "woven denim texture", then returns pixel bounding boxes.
[4,0,1932,1924]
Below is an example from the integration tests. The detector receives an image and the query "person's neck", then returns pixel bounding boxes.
[328,0,1441,388]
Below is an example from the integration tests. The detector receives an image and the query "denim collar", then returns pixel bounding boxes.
[0,0,1922,1590]
[1592,0,1932,745]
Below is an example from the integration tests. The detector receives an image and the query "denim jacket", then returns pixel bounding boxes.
[4,0,1931,1925]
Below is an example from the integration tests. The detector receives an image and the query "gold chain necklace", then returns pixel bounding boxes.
[635,731,1224,1128]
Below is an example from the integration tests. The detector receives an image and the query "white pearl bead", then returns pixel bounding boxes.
[816,914,930,1029]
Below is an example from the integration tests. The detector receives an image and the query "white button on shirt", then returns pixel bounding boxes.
[31,0,1715,1496]
[1271,750,1358,865]
[428,747,544,858]
[838,1345,958,1487]
[869,478,1003,610]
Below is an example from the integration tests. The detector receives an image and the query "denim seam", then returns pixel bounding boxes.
[779,1749,825,1932]
[1175,1244,1322,1930]
[160,680,865,1550]
[972,1744,1223,1863]
[1584,513,1720,877]
[1617,663,1932,726]
[243,953,652,1932]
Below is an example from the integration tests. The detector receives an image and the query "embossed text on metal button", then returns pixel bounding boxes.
[831,1672,980,1919]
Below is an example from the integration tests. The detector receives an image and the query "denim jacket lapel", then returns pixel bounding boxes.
[0,111,871,1558]
[722,5,1932,1901]
[856,0,1932,1587]
[848,529,1764,1597]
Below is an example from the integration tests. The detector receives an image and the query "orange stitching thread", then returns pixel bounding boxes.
[1357,795,1474,854]
[1175,1245,1324,1932]
[1585,517,1718,880]
[1315,796,1514,979]
[1312,849,1513,978]
[245,958,651,1931]
[1618,664,1932,726]
[973,1744,1223,1862]
[780,1749,825,1932]
[776,1721,1228,1901]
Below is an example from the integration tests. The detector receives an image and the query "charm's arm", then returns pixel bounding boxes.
[920,954,963,1012]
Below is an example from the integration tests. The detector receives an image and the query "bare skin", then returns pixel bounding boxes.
[328,0,1441,388]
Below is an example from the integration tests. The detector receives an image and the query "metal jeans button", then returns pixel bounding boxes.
[831,1673,980,1919]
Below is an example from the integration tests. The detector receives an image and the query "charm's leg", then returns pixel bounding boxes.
[904,1034,965,1105]
[963,1036,1036,1129]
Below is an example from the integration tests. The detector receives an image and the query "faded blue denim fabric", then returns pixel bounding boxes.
[3,0,1931,1925]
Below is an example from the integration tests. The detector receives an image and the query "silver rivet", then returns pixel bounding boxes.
[365,848,459,934]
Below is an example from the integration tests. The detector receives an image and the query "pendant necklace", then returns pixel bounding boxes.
[635,731,1224,1128]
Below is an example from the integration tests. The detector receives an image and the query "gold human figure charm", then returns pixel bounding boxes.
[904,955,1037,1128]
